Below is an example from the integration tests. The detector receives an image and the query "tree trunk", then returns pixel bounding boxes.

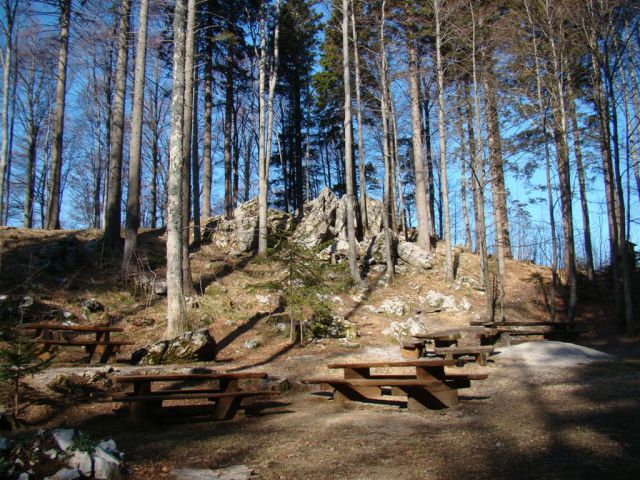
[484,66,512,259]
[45,0,71,230]
[224,35,234,219]
[483,72,507,322]
[407,39,431,250]
[567,81,595,282]
[166,0,188,338]
[434,0,453,283]
[181,0,197,295]
[350,3,368,233]
[258,1,281,254]
[202,21,213,218]
[379,0,394,279]
[525,0,557,322]
[103,0,131,249]
[191,64,201,247]
[455,89,472,251]
[469,2,494,322]
[123,0,149,275]
[23,126,38,228]
[341,0,359,283]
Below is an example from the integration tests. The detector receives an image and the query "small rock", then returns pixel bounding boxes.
[18,473,29,480]
[62,311,74,320]
[337,338,359,348]
[154,280,168,296]
[244,338,261,349]
[0,436,12,452]
[259,376,290,392]
[44,449,59,459]
[93,446,122,479]
[68,451,92,477]
[81,298,104,313]
[397,241,433,269]
[421,290,458,312]
[133,329,216,365]
[97,440,119,457]
[255,294,271,305]
[382,317,428,343]
[52,429,76,452]
[376,298,408,316]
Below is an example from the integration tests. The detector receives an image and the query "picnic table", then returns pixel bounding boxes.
[402,327,497,364]
[470,321,591,344]
[303,359,488,411]
[18,323,134,363]
[107,372,280,421]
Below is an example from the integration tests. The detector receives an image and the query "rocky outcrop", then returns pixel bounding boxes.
[132,329,216,365]
[202,198,290,254]
[397,241,433,269]
[291,187,339,248]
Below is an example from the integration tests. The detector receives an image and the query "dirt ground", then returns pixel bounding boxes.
[1,227,639,479]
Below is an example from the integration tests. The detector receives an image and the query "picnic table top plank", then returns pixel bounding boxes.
[114,372,268,383]
[36,339,134,346]
[111,390,280,402]
[19,323,124,333]
[327,359,455,369]
[412,327,498,340]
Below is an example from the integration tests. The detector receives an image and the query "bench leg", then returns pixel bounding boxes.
[213,379,240,420]
[404,386,459,411]
[477,352,488,366]
[98,345,117,364]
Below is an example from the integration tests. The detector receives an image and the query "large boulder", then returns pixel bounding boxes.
[397,241,433,269]
[132,329,216,365]
[361,231,397,265]
[202,198,290,254]
[334,195,385,241]
[291,187,339,248]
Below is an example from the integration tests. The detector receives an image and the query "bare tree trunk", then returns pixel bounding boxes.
[258,1,281,254]
[202,22,213,218]
[192,64,201,247]
[484,66,512,259]
[567,81,595,282]
[350,3,368,233]
[103,0,131,248]
[545,0,577,322]
[257,3,268,253]
[23,125,37,228]
[434,0,453,283]
[150,57,160,228]
[455,90,472,251]
[341,0,359,282]
[407,39,431,250]
[420,69,435,239]
[0,0,18,225]
[224,32,234,219]
[181,0,197,296]
[390,95,407,238]
[123,0,149,275]
[379,0,394,279]
[45,0,71,230]
[469,2,493,322]
[166,0,187,338]
[483,72,507,322]
[525,0,557,322]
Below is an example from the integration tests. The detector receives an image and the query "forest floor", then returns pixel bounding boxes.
[1,226,639,479]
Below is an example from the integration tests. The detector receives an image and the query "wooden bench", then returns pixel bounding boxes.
[403,327,498,360]
[431,346,495,366]
[106,372,280,421]
[19,323,134,363]
[303,359,488,411]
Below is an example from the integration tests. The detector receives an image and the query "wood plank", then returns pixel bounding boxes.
[302,377,443,387]
[36,340,134,346]
[111,390,279,402]
[20,323,124,332]
[327,359,455,369]
[114,372,268,383]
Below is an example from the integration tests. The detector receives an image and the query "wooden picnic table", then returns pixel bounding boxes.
[303,359,488,411]
[19,323,133,363]
[109,372,279,420]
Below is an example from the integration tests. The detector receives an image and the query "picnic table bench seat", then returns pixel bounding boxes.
[104,372,280,421]
[431,345,495,366]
